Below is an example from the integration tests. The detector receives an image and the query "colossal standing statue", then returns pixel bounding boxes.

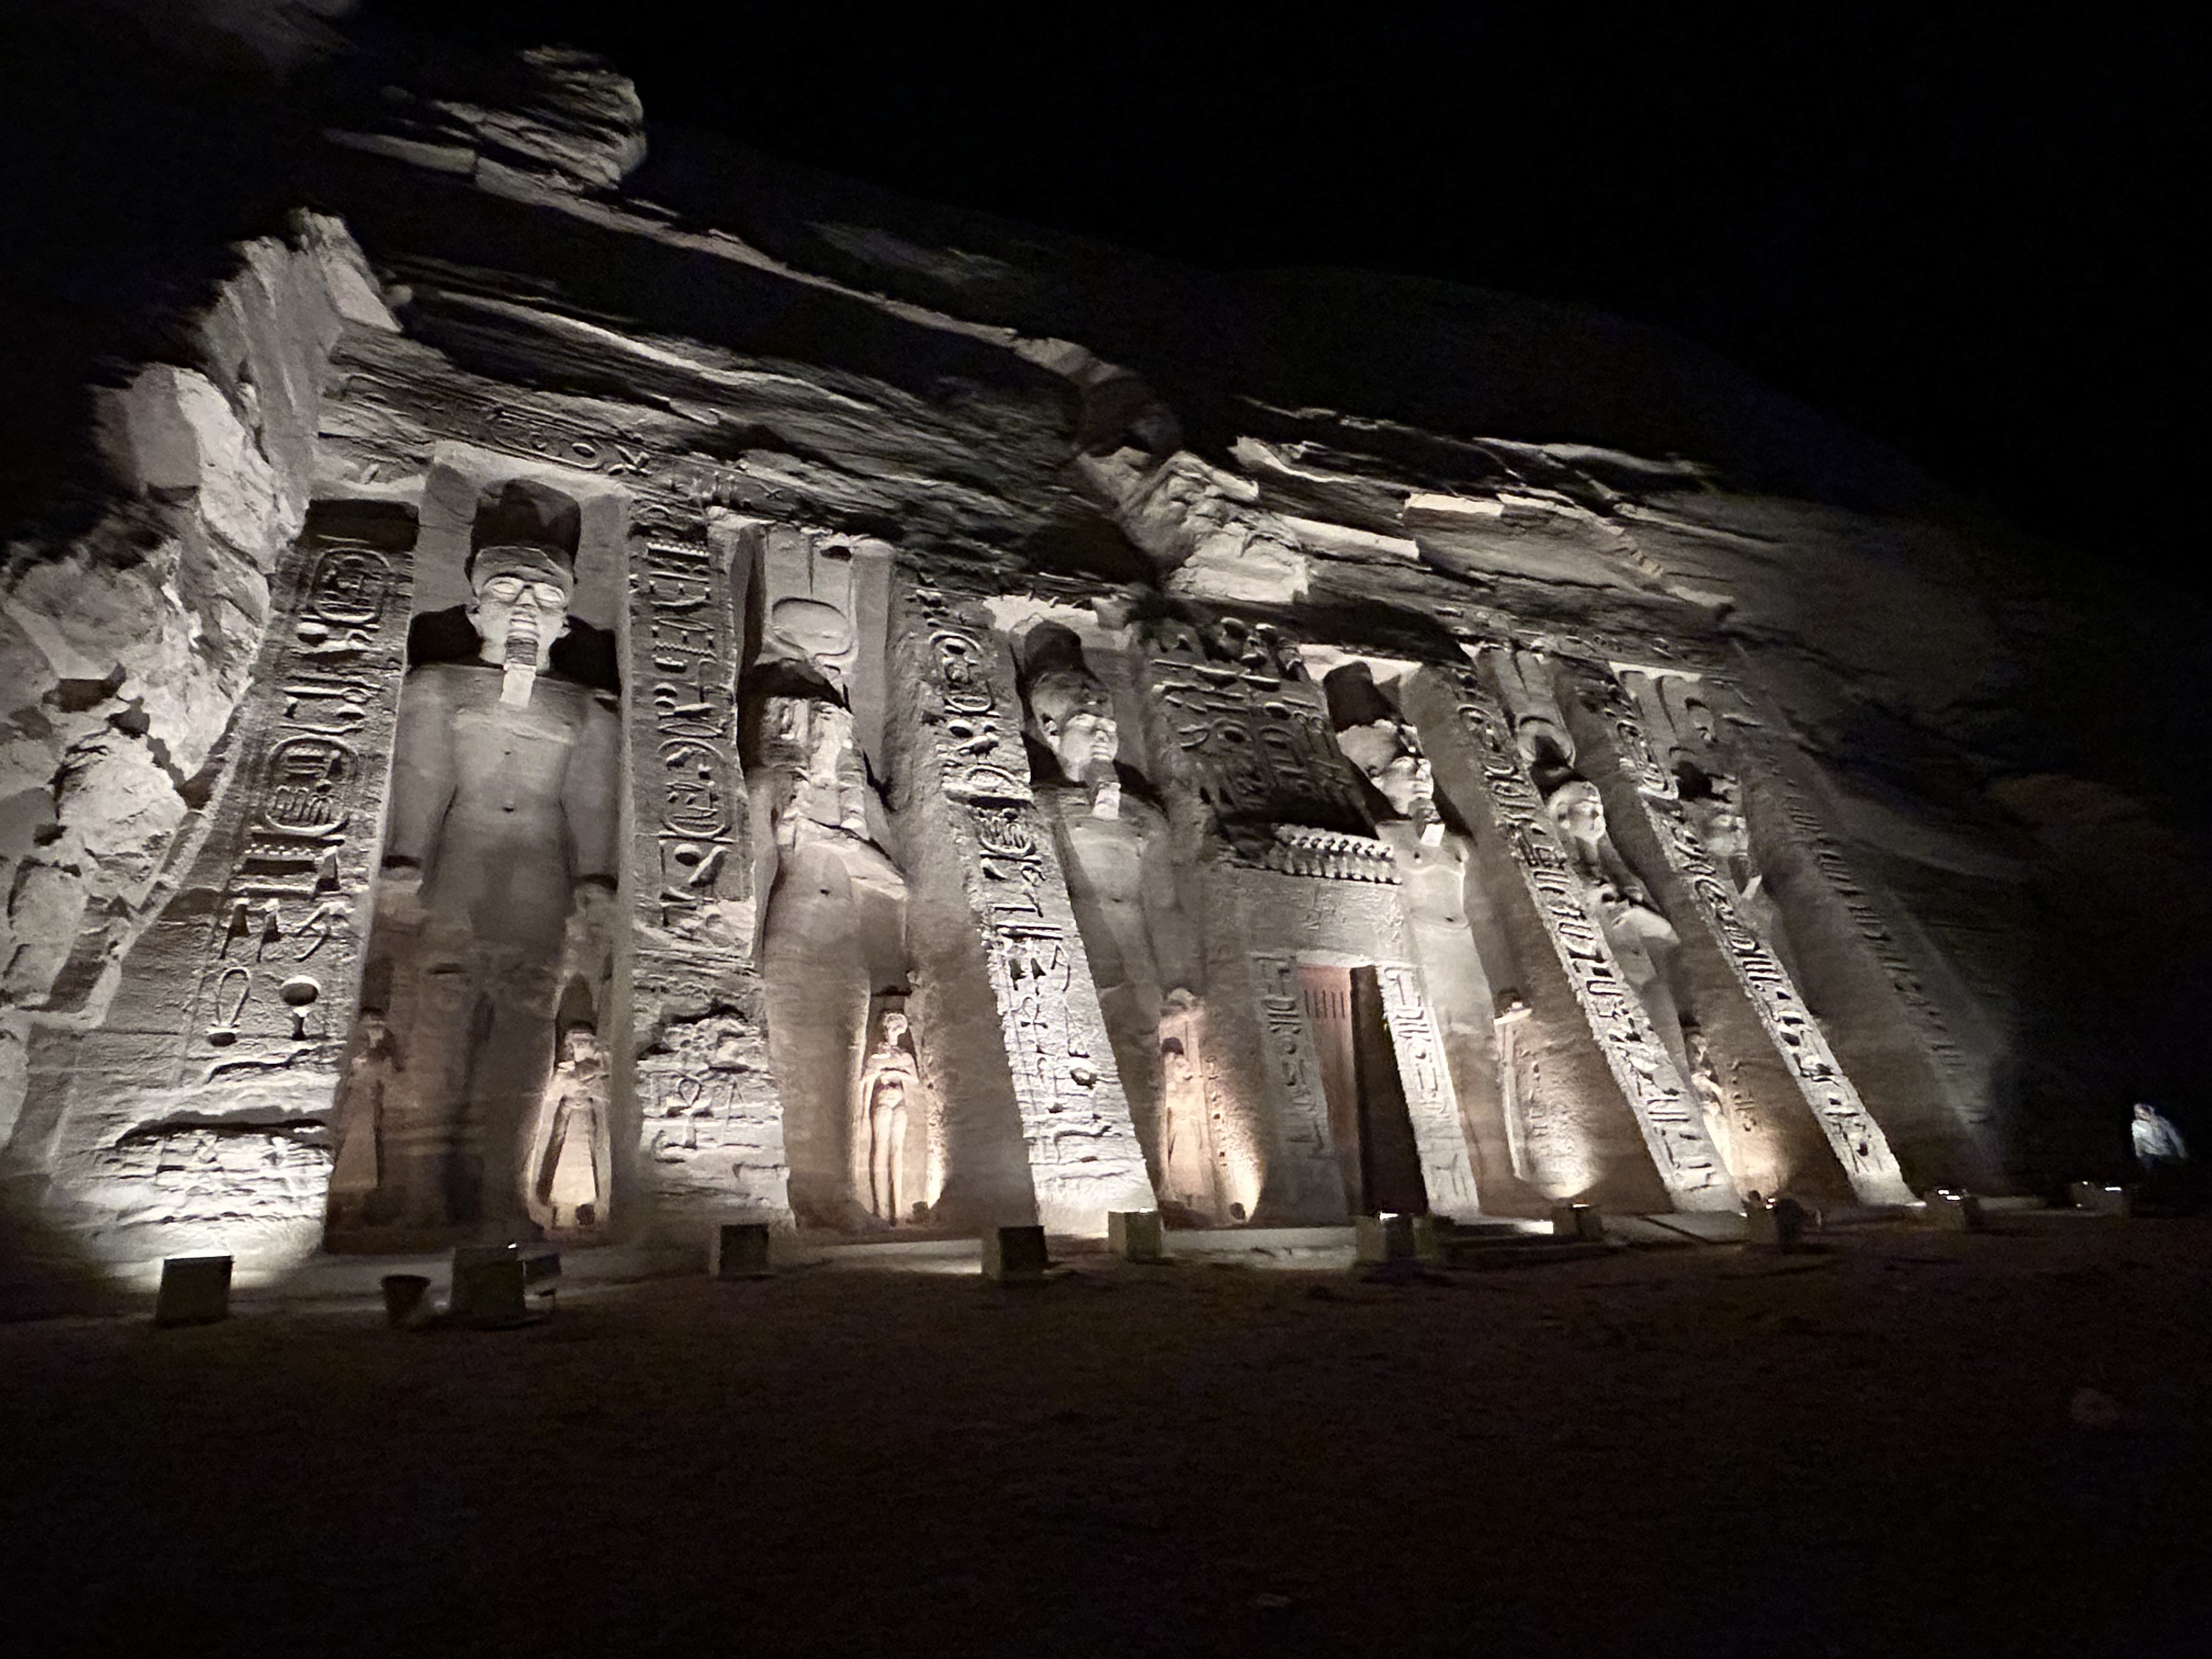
[748,579,909,1225]
[1678,766,1804,987]
[1019,624,1205,1212]
[1324,662,1523,1210]
[1545,777,1697,1082]
[338,479,622,1244]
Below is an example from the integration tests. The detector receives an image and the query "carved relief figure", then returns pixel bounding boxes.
[341,479,623,1244]
[1019,624,1203,1206]
[325,1011,404,1225]
[524,1026,614,1235]
[1684,1027,1737,1182]
[1156,990,1222,1218]
[748,552,908,1226]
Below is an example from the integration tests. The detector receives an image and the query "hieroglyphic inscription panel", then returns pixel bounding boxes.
[1244,947,1339,1209]
[1139,622,1373,862]
[628,537,751,950]
[624,532,788,1226]
[904,586,1154,1233]
[1373,962,1482,1218]
[129,509,417,1078]
[1439,663,1736,1209]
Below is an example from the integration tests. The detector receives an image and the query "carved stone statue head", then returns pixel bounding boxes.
[466,479,580,675]
[1326,663,1436,825]
[1334,720,1434,822]
[1547,778,1607,843]
[879,1010,910,1047]
[352,1009,391,1058]
[561,1028,604,1070]
[1030,670,1120,782]
[1681,774,1748,862]
[1023,625,1120,784]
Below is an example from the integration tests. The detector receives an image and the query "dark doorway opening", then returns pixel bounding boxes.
[1298,963,1428,1216]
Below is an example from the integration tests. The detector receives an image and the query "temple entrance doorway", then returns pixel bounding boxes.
[1296,963,1427,1216]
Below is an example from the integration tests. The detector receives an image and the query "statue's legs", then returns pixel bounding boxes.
[1096,981,1166,1187]
[763,848,874,1227]
[456,949,560,1237]
[382,945,481,1230]
[868,1100,898,1220]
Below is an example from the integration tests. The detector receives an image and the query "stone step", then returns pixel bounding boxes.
[1438,1237,1616,1269]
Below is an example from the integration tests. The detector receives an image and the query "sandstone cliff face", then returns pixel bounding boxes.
[0,21,2195,1283]
[1,218,392,1140]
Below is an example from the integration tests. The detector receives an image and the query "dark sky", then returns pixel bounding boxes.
[376,2,2202,577]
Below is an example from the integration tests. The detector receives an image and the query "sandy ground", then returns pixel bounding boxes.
[3,1214,2207,1658]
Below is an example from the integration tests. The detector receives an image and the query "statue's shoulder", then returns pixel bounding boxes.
[397,654,493,710]
[407,606,481,667]
[550,619,622,694]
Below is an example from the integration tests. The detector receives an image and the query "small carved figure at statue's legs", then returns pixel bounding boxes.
[1158,993,1224,1223]
[1686,1028,1736,1182]
[531,1029,611,1234]
[326,1012,401,1231]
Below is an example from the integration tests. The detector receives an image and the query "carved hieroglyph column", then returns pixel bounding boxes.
[1701,680,2006,1187]
[16,501,419,1265]
[1404,659,1737,1212]
[1574,664,1914,1205]
[887,583,1154,1235]
[1370,958,1483,1220]
[625,522,791,1232]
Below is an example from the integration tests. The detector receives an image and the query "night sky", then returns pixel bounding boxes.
[376,1,2201,583]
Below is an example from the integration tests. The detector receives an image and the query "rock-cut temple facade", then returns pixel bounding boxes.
[1,43,2119,1285]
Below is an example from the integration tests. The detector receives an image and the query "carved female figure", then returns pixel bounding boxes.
[854,1009,922,1223]
[325,1011,403,1227]
[525,1026,614,1236]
